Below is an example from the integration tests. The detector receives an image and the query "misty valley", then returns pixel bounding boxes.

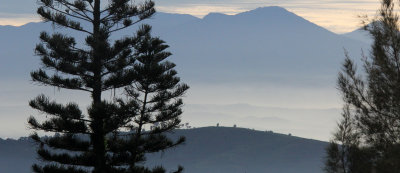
[1,0,400,173]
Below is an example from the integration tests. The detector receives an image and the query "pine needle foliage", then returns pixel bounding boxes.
[325,0,400,172]
[110,24,188,173]
[324,106,373,173]
[28,1,188,173]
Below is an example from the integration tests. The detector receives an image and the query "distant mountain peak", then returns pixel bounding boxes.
[202,6,293,20]
[239,6,293,15]
[202,12,229,20]
[252,6,289,12]
[200,6,312,27]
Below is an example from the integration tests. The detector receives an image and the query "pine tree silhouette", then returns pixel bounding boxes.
[325,0,400,172]
[28,1,187,173]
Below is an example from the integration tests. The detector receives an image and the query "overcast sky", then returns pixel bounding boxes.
[0,0,380,33]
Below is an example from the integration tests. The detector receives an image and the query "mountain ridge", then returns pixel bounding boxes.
[0,127,328,173]
[0,6,368,140]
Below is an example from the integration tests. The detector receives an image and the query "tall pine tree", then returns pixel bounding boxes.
[27,0,187,172]
[129,25,189,136]
[325,0,400,172]
[112,24,189,172]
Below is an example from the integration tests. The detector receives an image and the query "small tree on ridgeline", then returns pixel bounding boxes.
[325,0,400,172]
[27,0,187,173]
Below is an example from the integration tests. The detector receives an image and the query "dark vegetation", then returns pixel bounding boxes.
[325,0,400,172]
[27,0,187,173]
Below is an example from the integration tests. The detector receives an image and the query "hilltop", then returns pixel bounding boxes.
[0,127,328,173]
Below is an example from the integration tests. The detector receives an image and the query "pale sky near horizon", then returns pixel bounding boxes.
[0,0,381,33]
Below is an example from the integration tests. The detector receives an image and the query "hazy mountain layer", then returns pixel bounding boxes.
[0,6,369,140]
[0,6,368,82]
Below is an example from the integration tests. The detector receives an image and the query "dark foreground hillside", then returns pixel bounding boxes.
[0,127,328,173]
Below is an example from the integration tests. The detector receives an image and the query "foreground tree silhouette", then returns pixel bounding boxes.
[325,0,400,172]
[28,0,187,172]
[324,106,373,173]
[110,25,188,172]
